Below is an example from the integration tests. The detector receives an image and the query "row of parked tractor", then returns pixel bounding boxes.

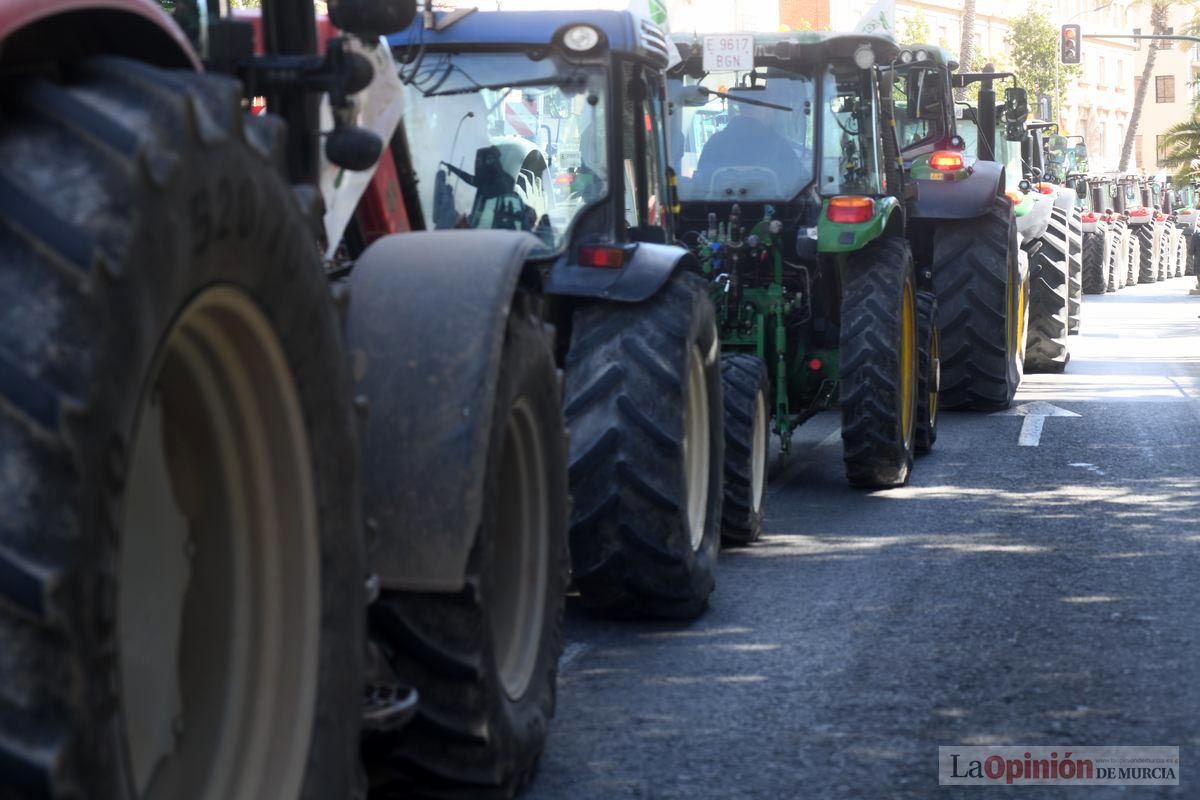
[1072,174,1199,294]
[0,1,1162,798]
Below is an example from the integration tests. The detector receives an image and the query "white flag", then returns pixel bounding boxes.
[854,0,895,37]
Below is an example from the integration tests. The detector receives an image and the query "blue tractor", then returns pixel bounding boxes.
[374,8,733,790]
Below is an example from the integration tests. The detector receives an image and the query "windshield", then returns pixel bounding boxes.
[667,66,814,202]
[402,52,609,256]
[890,65,947,153]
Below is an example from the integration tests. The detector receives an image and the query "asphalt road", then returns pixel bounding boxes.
[528,276,1200,799]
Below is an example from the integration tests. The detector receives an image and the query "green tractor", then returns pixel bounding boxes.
[888,50,1032,397]
[667,32,933,508]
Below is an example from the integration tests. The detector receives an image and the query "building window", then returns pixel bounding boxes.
[1135,134,1143,169]
[1098,56,1106,86]
[1156,75,1175,103]
[1156,134,1168,164]
[1118,59,1125,90]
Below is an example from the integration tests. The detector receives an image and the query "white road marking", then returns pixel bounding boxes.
[1018,416,1045,446]
[559,642,592,675]
[991,401,1081,447]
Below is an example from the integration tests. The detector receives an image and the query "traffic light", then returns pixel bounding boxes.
[1060,24,1081,64]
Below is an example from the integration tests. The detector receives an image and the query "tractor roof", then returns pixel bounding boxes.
[387,10,671,67]
[671,30,899,69]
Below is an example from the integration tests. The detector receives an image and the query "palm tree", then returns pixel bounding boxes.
[1119,1,1179,170]
[1158,113,1200,183]
[956,0,977,102]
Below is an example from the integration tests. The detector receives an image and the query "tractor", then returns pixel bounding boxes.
[386,11,729,597]
[1065,173,1119,295]
[667,31,934,497]
[948,74,1075,373]
[889,50,1034,395]
[1,0,576,797]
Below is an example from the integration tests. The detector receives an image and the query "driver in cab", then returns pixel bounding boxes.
[693,82,804,194]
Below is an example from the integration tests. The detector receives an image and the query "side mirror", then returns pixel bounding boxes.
[1074,143,1089,159]
[329,0,417,38]
[1003,87,1029,124]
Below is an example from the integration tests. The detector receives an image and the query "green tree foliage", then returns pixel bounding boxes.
[897,12,931,46]
[1159,113,1200,184]
[1004,9,1080,122]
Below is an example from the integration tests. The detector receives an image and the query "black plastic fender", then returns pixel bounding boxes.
[544,241,699,302]
[1017,194,1053,245]
[345,230,541,591]
[908,160,1005,221]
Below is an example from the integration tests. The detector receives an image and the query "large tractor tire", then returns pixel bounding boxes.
[719,354,769,546]
[1106,226,1124,292]
[0,60,364,798]
[1188,232,1199,276]
[1024,211,1071,373]
[365,301,568,798]
[1175,231,1188,278]
[565,272,723,619]
[1123,235,1132,287]
[931,200,1024,411]
[1135,223,1156,284]
[1155,225,1171,281]
[1067,208,1083,334]
[914,291,940,455]
[1081,229,1110,295]
[840,237,918,487]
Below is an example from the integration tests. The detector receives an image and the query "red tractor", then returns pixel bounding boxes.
[1,1,570,796]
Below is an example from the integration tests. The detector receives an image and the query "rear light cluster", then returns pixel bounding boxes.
[1081,211,1097,223]
[826,196,875,224]
[929,151,964,171]
[1036,183,1056,195]
[578,246,625,268]
[1129,207,1151,217]
[1004,190,1023,205]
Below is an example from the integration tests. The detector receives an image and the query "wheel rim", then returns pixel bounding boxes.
[118,287,320,800]
[490,397,550,701]
[681,345,711,550]
[750,390,767,513]
[899,283,916,445]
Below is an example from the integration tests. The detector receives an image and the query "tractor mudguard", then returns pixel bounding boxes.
[345,230,541,592]
[544,242,699,303]
[1017,194,1053,244]
[1053,186,1078,212]
[908,160,1005,221]
[0,0,198,69]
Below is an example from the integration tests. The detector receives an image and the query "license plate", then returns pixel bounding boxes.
[703,34,754,72]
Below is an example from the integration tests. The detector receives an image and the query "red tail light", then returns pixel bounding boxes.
[1129,207,1151,217]
[1036,182,1056,194]
[1153,211,1166,221]
[1081,211,1097,223]
[929,151,964,171]
[579,246,625,268]
[826,196,875,223]
[1004,190,1023,205]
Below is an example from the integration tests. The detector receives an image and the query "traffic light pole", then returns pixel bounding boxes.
[1081,34,1200,44]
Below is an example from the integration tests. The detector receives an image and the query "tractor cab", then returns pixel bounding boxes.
[389,9,677,258]
[667,31,902,260]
